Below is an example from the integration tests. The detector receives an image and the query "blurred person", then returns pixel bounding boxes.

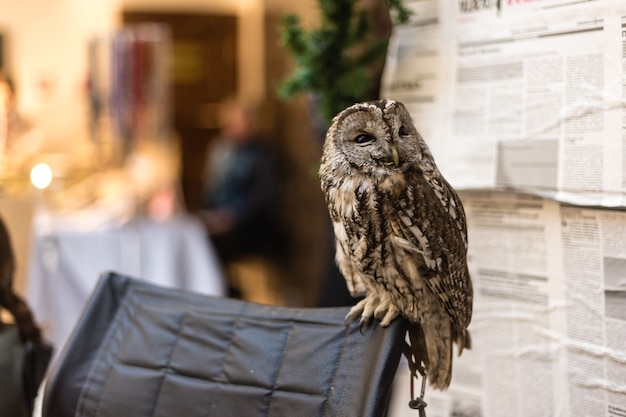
[0,72,32,152]
[0,72,46,196]
[198,97,285,302]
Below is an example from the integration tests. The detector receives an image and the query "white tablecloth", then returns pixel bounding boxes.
[26,215,226,357]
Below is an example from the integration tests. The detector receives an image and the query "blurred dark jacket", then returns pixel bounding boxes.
[201,137,284,263]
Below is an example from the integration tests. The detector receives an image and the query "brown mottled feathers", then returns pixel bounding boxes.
[319,99,472,390]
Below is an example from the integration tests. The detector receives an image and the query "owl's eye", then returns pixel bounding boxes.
[354,133,376,145]
[399,126,408,136]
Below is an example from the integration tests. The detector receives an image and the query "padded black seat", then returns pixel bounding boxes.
[43,272,407,417]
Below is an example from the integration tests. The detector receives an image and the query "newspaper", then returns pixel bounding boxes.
[381,0,626,207]
[387,191,626,417]
[381,2,626,415]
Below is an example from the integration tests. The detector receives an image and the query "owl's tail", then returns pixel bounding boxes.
[405,320,471,391]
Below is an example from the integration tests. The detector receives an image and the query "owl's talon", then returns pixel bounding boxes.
[361,296,378,321]
[376,302,399,327]
[347,295,380,324]
[373,302,387,320]
[358,320,371,334]
[346,298,367,321]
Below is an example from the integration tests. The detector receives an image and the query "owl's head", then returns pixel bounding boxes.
[321,99,429,178]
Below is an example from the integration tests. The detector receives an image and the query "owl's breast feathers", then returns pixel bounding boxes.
[322,166,473,335]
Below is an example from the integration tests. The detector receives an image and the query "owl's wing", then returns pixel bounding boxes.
[332,221,367,296]
[389,169,472,331]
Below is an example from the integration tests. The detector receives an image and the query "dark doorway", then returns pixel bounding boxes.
[122,11,238,211]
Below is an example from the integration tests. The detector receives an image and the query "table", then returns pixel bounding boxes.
[26,215,226,357]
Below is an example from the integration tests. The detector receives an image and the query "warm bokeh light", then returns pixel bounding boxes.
[30,163,52,189]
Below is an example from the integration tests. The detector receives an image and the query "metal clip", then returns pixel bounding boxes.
[408,369,428,416]
[408,397,427,417]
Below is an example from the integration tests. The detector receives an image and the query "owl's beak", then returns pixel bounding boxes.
[390,145,399,167]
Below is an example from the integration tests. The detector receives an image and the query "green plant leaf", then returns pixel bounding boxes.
[277,0,412,126]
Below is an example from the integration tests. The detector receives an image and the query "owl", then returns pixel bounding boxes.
[319,99,473,398]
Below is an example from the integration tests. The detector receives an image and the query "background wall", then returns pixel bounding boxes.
[0,0,265,147]
[0,0,330,305]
